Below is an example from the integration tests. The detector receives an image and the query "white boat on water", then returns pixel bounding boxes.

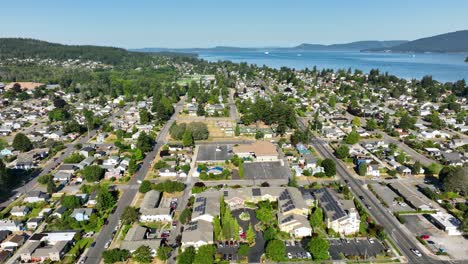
[264,51,269,55]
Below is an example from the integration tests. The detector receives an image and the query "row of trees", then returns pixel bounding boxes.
[138,180,185,193]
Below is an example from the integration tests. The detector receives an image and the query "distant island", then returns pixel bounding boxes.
[363,30,468,53]
[465,56,468,62]
[133,30,468,54]
[132,40,408,53]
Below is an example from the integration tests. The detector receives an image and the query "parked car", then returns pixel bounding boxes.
[104,241,111,249]
[287,252,292,259]
[420,235,430,240]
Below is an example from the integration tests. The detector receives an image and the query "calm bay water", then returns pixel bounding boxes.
[198,50,468,82]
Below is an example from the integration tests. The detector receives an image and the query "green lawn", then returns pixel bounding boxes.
[62,238,93,264]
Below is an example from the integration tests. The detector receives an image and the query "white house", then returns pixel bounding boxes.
[23,191,49,203]
[0,220,23,232]
[159,168,177,177]
[11,206,30,217]
[366,164,380,177]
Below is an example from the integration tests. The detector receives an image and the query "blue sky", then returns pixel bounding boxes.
[1,0,467,48]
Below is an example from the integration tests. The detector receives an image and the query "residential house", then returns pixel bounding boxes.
[56,164,78,174]
[86,192,98,207]
[27,218,43,230]
[53,171,73,182]
[366,164,381,177]
[79,146,95,158]
[29,240,70,262]
[23,191,49,203]
[11,206,30,217]
[14,161,35,170]
[103,156,121,166]
[51,207,67,219]
[121,225,161,254]
[0,220,23,232]
[104,168,122,180]
[441,152,464,166]
[0,231,10,243]
[139,190,173,222]
[70,208,93,222]
[0,148,13,157]
[77,156,95,169]
[425,148,441,157]
[1,234,25,251]
[181,220,214,250]
[159,167,178,177]
[0,251,11,263]
[449,138,468,149]
[168,144,183,152]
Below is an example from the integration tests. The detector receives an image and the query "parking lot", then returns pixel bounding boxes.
[371,183,414,212]
[403,215,468,260]
[285,240,311,260]
[196,145,233,162]
[328,238,386,260]
[243,161,289,180]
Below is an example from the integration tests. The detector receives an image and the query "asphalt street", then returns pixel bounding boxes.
[308,133,447,264]
[84,99,185,264]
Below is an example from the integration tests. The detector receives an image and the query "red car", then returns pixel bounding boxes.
[420,235,430,240]
[240,233,246,239]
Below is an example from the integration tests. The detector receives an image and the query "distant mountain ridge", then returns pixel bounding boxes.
[364,30,468,53]
[132,40,408,53]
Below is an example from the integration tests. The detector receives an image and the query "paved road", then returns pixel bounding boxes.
[378,132,438,167]
[303,137,448,262]
[84,99,185,264]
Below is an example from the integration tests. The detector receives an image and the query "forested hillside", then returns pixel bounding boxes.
[0,38,148,64]
[365,30,468,53]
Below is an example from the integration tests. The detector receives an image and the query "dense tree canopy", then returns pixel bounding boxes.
[439,166,468,194]
[265,240,286,262]
[12,133,33,152]
[307,237,330,260]
[81,165,105,182]
[321,158,336,177]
